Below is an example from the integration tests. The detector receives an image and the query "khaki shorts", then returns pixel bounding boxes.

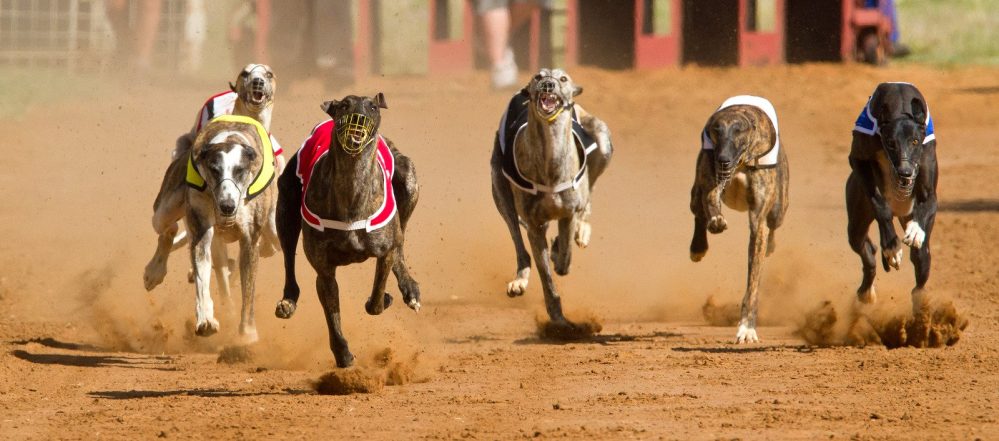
[474,0,553,15]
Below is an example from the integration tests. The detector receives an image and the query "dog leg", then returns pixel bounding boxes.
[144,184,187,291]
[190,221,219,337]
[574,202,592,248]
[275,160,303,319]
[736,198,769,344]
[551,217,575,276]
[391,247,421,312]
[144,222,180,291]
[847,173,879,303]
[527,224,569,324]
[258,207,280,258]
[364,254,395,316]
[491,168,532,297]
[211,237,233,303]
[316,269,353,368]
[237,233,260,344]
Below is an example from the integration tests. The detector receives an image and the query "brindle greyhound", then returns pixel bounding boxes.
[272,94,421,368]
[689,96,789,344]
[183,115,278,342]
[847,82,937,314]
[145,64,283,297]
[490,68,613,332]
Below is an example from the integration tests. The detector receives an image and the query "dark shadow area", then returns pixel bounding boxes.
[785,0,842,63]
[672,344,814,354]
[12,337,105,352]
[955,86,999,95]
[444,335,505,344]
[514,330,683,346]
[938,199,999,212]
[578,0,635,69]
[89,388,312,400]
[11,350,178,371]
[682,0,738,66]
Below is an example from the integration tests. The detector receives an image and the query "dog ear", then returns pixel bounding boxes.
[572,85,583,97]
[519,87,529,97]
[910,98,927,124]
[229,82,237,93]
[321,100,339,116]
[374,92,388,109]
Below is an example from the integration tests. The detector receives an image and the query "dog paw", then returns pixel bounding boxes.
[365,293,393,315]
[507,270,530,297]
[707,215,728,234]
[275,299,297,319]
[407,298,422,312]
[143,260,167,291]
[259,240,277,258]
[195,318,220,337]
[575,221,591,248]
[735,324,759,344]
[238,326,259,345]
[857,286,878,304]
[690,250,706,262]
[401,281,422,312]
[882,242,904,271]
[902,221,926,249]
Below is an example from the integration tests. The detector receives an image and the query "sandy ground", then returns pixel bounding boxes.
[1,63,998,440]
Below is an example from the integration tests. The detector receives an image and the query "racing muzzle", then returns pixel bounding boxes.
[335,113,376,155]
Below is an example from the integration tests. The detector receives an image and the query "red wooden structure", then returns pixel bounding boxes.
[842,0,893,64]
[737,0,784,66]
[428,0,475,74]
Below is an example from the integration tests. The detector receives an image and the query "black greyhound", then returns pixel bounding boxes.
[846,82,937,313]
[273,94,421,368]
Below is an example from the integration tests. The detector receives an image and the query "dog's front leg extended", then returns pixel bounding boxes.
[316,268,354,368]
[365,253,395,316]
[526,223,568,324]
[189,219,219,337]
[391,246,421,311]
[551,217,576,276]
[702,158,727,234]
[689,151,713,261]
[275,159,303,319]
[736,177,773,344]
[237,232,260,344]
[906,159,938,317]
[851,158,902,270]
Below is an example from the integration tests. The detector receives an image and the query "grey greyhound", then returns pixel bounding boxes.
[490,68,613,334]
[272,94,421,368]
[847,82,937,317]
[689,96,789,344]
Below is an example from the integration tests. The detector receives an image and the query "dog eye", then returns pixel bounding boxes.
[266,72,273,78]
[911,139,919,145]
[534,74,542,81]
[560,76,567,82]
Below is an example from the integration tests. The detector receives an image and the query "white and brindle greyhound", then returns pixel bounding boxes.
[688,96,789,344]
[182,115,278,341]
[145,64,284,299]
[847,82,937,316]
[490,68,613,334]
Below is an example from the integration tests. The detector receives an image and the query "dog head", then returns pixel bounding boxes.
[193,131,263,219]
[704,107,759,184]
[321,93,387,155]
[229,63,276,111]
[877,98,928,197]
[521,68,581,123]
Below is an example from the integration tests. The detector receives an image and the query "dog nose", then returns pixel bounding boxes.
[219,201,237,217]
[897,164,915,179]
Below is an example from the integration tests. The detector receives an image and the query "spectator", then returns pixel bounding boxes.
[863,0,910,57]
[476,0,552,90]
[105,0,162,71]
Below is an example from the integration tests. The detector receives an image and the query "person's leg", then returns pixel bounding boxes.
[135,0,162,70]
[476,0,517,89]
[254,0,271,63]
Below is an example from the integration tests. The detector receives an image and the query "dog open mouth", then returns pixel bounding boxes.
[346,128,368,145]
[894,173,916,198]
[538,92,562,116]
[248,79,269,105]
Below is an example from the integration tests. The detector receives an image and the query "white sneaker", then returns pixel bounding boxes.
[491,47,518,90]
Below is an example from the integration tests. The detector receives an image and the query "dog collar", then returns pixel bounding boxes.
[186,114,276,200]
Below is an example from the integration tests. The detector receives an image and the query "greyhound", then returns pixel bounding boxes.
[182,115,278,342]
[846,82,937,315]
[144,64,284,298]
[490,68,613,332]
[272,94,421,368]
[688,96,789,344]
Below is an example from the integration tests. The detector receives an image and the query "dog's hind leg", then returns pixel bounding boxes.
[188,217,219,337]
[236,232,260,344]
[846,173,879,304]
[274,159,303,319]
[390,148,420,231]
[144,163,187,291]
[391,247,421,311]
[766,150,790,256]
[364,254,395,316]
[316,269,354,368]
[491,155,531,297]
[551,217,576,276]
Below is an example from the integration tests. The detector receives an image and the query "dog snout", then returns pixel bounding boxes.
[897,164,916,179]
[219,200,237,217]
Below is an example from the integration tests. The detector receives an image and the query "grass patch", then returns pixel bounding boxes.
[896,0,999,66]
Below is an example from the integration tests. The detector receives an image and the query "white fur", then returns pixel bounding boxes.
[215,147,245,211]
[885,244,904,270]
[903,221,925,249]
[210,131,253,146]
[736,322,759,344]
[507,268,531,296]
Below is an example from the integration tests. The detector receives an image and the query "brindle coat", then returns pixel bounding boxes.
[273,94,421,368]
[184,119,277,342]
[846,82,937,315]
[689,103,789,343]
[144,64,282,296]
[489,69,613,329]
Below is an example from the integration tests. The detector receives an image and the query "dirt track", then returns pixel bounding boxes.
[1,63,998,439]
